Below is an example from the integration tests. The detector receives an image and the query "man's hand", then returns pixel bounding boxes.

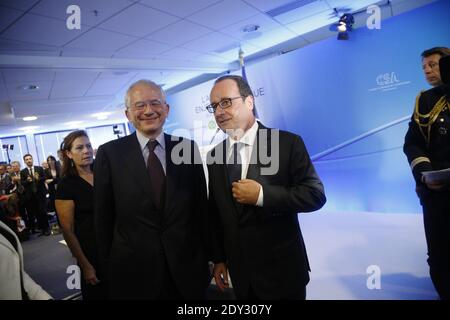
[213,262,229,292]
[232,179,261,205]
[82,263,100,286]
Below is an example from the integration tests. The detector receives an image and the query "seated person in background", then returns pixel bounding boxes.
[0,193,26,237]
[0,220,52,300]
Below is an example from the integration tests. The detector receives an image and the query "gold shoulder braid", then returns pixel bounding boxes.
[413,91,448,145]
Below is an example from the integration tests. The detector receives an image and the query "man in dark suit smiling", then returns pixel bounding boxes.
[94,79,210,299]
[207,75,326,300]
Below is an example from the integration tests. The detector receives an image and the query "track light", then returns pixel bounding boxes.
[337,13,354,40]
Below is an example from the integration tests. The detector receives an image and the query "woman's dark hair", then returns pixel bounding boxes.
[4,193,20,217]
[47,155,56,163]
[60,130,92,178]
[47,155,61,175]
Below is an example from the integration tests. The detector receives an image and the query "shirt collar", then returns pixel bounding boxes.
[136,130,166,152]
[228,120,258,150]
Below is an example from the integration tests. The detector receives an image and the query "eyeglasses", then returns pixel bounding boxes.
[130,99,166,111]
[422,62,439,70]
[206,96,243,113]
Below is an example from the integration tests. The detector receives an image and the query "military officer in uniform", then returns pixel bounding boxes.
[404,47,450,300]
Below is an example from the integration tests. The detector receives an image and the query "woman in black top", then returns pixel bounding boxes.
[55,130,106,300]
[44,155,60,213]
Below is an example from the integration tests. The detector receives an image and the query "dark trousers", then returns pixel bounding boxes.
[158,256,182,300]
[80,266,108,300]
[422,191,450,300]
[236,285,306,300]
[24,195,49,232]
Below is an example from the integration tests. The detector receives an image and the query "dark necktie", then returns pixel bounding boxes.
[227,142,242,186]
[147,140,166,210]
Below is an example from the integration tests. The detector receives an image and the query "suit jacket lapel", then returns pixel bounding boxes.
[121,133,153,199]
[163,133,181,216]
[246,122,270,181]
[220,140,245,218]
[210,140,239,219]
[215,122,271,221]
[241,123,271,224]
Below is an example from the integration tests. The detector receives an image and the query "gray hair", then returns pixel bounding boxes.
[125,79,166,109]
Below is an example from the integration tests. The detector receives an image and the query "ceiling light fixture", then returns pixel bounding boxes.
[337,13,354,40]
[20,84,40,91]
[23,116,38,121]
[242,24,260,33]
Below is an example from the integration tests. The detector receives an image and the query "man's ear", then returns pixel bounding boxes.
[245,96,254,111]
[165,104,170,117]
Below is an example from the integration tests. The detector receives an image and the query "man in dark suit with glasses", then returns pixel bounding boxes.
[207,75,326,300]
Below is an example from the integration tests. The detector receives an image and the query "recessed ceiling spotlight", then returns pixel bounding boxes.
[23,116,38,121]
[20,84,40,91]
[242,24,260,33]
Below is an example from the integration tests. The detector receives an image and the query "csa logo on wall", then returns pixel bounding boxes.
[369,72,411,93]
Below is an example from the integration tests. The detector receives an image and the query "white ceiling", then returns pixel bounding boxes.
[0,0,436,136]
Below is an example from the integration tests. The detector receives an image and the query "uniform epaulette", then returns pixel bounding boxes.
[413,91,448,145]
